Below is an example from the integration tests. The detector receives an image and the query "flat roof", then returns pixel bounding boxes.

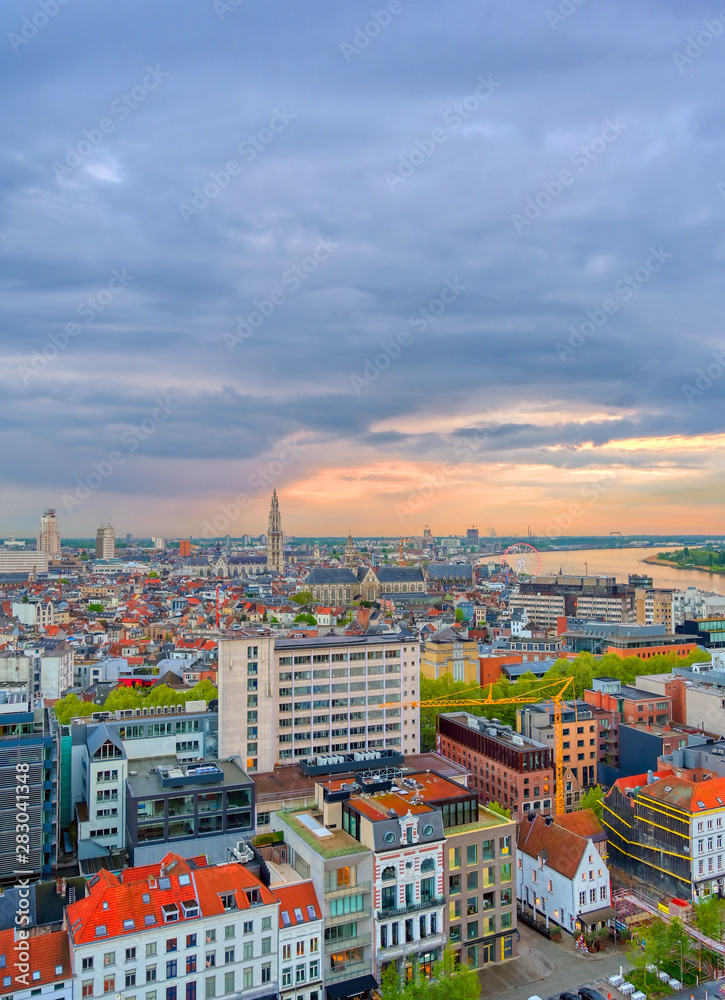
[274,634,414,650]
[278,809,369,858]
[127,756,251,798]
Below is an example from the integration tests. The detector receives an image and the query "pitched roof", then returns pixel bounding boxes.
[640,773,725,813]
[0,927,70,995]
[274,881,322,929]
[66,852,277,944]
[553,808,604,840]
[517,813,588,880]
[375,566,425,583]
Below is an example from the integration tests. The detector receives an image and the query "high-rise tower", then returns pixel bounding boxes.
[95,522,115,560]
[344,531,356,567]
[37,509,61,558]
[266,490,283,574]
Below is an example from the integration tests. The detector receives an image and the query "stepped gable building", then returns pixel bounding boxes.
[267,489,284,574]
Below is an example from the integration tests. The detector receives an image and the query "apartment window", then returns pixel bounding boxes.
[262,916,272,930]
[225,972,235,994]
[186,984,197,1000]
[146,966,157,983]
[589,889,597,903]
[579,891,586,906]
[282,969,292,987]
[243,968,253,990]
[103,977,115,994]
[166,989,177,1000]
[262,963,271,984]
[82,983,94,998]
[466,844,477,865]
[224,925,235,940]
[166,961,177,979]
[449,847,460,869]
[166,940,178,953]
[600,886,607,900]
[186,957,197,974]
[225,948,235,965]
[104,953,115,968]
[126,971,137,988]
[146,944,157,958]
[296,965,306,984]
[205,978,215,999]
[82,958,94,972]
[205,953,216,969]
[186,935,197,949]
[243,942,253,960]
[282,945,291,961]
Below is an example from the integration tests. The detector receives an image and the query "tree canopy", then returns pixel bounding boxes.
[577,785,604,819]
[53,678,218,724]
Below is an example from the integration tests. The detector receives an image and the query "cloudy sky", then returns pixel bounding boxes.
[2,0,725,539]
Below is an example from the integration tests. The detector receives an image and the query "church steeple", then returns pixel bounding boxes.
[344,530,356,568]
[267,490,284,574]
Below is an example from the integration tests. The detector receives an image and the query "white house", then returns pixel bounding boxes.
[516,813,612,936]
[0,927,71,1000]
[66,852,279,1000]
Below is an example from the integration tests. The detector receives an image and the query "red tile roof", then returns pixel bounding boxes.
[0,927,70,995]
[553,808,604,840]
[66,852,277,945]
[517,813,587,880]
[274,881,322,928]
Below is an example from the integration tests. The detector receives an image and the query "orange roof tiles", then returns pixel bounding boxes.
[274,881,322,928]
[66,852,277,945]
[0,927,70,995]
[517,813,587,880]
[553,808,604,840]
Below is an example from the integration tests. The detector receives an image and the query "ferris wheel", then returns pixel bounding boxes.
[502,542,541,578]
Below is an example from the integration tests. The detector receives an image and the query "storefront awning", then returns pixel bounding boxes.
[578,905,616,925]
[326,975,378,1000]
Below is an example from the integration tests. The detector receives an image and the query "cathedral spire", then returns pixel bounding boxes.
[267,490,284,574]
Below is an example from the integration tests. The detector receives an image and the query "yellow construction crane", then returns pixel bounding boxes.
[382,674,575,816]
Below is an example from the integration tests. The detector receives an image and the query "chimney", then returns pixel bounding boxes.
[647,770,654,785]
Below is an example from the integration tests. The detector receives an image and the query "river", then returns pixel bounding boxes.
[530,546,724,593]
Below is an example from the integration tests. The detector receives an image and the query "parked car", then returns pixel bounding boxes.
[578,989,607,1000]
[560,992,580,1000]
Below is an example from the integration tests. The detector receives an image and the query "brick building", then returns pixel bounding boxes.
[436,714,554,820]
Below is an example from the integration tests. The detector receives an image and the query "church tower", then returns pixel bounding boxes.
[267,490,284,574]
[344,531,356,568]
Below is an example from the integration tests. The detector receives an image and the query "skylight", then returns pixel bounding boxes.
[306,905,316,920]
[123,919,134,930]
[294,908,304,922]
[697,801,706,809]
[95,925,107,937]
[179,874,191,886]
[142,893,150,904]
[55,966,63,975]
[281,911,291,926]
[144,915,156,926]
[159,877,171,890]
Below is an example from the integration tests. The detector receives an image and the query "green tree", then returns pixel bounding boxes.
[379,963,404,1000]
[668,915,693,975]
[88,602,104,612]
[427,947,479,1000]
[291,591,313,605]
[486,801,511,819]
[455,608,464,623]
[694,895,725,942]
[185,679,217,704]
[53,694,97,725]
[577,785,604,819]
[294,613,317,626]
[103,687,144,713]
[645,916,671,973]
[148,571,159,578]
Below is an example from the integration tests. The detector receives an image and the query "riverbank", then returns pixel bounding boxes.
[645,552,725,578]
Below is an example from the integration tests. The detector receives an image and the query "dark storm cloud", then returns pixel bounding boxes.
[1,0,725,525]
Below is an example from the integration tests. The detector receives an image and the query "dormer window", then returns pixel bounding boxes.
[181,899,199,919]
[162,904,179,923]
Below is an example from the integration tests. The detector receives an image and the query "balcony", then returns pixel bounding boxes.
[325,880,371,900]
[376,896,445,920]
[379,932,447,959]
[326,907,371,926]
[326,961,370,984]
[325,933,372,955]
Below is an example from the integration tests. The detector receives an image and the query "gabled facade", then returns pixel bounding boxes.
[516,813,611,935]
[275,881,323,1000]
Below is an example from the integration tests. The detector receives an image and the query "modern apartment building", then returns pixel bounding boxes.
[508,592,565,631]
[219,633,420,773]
[0,548,49,574]
[0,685,58,880]
[436,714,554,820]
[11,598,54,630]
[583,677,672,726]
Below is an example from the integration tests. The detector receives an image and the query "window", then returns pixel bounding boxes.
[600,885,607,900]
[262,963,271,984]
[146,966,157,983]
[224,925,235,940]
[82,983,94,998]
[126,971,137,988]
[262,937,271,955]
[310,938,318,953]
[205,977,216,999]
[466,921,478,941]
[297,941,305,957]
[579,891,586,906]
[282,945,291,961]
[449,847,460,869]
[243,968,253,990]
[166,940,178,953]
[103,976,115,994]
[126,948,137,962]
[166,989,177,1000]
[466,844,477,866]
[262,916,272,930]
[283,969,292,987]
[243,942,253,960]
[589,889,597,903]
[205,953,216,969]
[104,953,115,967]
[166,961,177,979]
[205,930,216,944]
[186,935,197,948]
[146,944,157,958]
[225,948,235,965]
[224,972,235,994]
[296,965,306,984]
[82,958,94,972]
[467,870,478,891]
[186,984,197,1000]
[243,921,253,934]
[186,957,197,974]
[309,960,319,979]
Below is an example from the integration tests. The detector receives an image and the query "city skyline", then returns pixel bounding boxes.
[3,2,724,536]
